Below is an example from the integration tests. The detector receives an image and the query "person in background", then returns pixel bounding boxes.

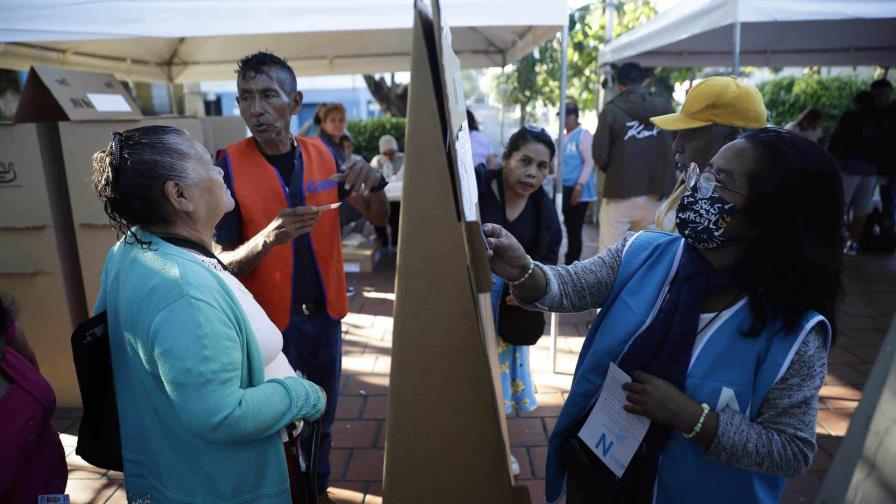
[785,107,824,143]
[652,76,768,233]
[0,293,68,502]
[91,125,326,502]
[214,52,387,503]
[317,103,350,165]
[339,134,364,163]
[486,127,842,504]
[468,108,497,170]
[594,62,676,252]
[871,79,896,231]
[558,100,597,264]
[370,134,405,181]
[371,135,405,248]
[478,125,562,476]
[828,91,880,256]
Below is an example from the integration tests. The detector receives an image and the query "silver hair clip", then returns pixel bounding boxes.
[111,131,123,170]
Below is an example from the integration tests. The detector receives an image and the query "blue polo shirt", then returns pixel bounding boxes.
[214,142,348,306]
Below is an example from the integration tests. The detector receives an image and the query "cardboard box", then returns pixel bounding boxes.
[384,2,526,502]
[0,123,88,406]
[342,244,382,273]
[57,118,205,305]
[198,116,248,156]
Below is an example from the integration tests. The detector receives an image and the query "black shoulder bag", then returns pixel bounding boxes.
[495,177,546,346]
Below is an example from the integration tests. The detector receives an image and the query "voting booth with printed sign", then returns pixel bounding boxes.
[0,121,87,406]
[2,66,208,406]
[384,1,528,502]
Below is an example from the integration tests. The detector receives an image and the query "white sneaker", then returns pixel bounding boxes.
[510,454,521,476]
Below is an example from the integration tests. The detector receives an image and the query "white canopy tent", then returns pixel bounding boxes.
[598,0,896,71]
[0,0,566,82]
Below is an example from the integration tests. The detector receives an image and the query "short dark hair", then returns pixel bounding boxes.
[91,125,204,248]
[339,134,353,146]
[871,79,893,92]
[737,127,843,342]
[236,51,297,94]
[0,291,16,339]
[616,62,644,86]
[503,126,556,163]
[466,109,480,131]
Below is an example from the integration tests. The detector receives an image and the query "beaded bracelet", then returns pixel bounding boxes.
[507,256,535,286]
[683,403,711,439]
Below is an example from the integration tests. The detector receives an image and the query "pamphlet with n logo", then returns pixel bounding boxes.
[577,363,651,478]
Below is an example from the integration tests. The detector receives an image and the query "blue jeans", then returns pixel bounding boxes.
[282,309,342,493]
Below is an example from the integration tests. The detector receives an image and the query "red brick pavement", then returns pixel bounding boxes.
[56,224,896,503]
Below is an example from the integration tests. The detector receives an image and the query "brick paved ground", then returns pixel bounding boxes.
[57,223,896,503]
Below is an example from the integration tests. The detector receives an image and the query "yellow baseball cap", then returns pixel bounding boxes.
[650,76,768,131]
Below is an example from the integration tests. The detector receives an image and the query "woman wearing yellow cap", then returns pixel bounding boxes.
[486,127,840,504]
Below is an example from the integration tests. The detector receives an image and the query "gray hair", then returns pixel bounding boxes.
[91,125,201,247]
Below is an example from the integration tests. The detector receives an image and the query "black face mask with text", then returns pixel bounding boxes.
[675,185,740,249]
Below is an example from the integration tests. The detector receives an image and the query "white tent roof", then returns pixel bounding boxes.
[0,0,566,82]
[599,0,896,68]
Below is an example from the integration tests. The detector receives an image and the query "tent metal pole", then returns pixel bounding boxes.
[552,16,569,374]
[732,14,742,75]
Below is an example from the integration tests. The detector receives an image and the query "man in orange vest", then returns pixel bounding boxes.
[214,52,388,502]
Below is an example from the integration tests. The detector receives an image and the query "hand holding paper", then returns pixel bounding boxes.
[622,370,708,436]
[577,363,651,478]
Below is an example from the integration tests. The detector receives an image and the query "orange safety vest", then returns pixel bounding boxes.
[220,136,347,329]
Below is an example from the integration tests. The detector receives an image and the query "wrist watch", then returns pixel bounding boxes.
[370,172,388,193]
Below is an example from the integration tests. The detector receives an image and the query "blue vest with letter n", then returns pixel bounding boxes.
[561,127,597,201]
[544,231,831,504]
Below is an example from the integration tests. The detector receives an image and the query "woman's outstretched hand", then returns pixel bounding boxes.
[483,223,530,282]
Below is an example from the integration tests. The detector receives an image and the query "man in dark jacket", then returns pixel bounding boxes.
[593,62,676,252]
[872,79,895,231]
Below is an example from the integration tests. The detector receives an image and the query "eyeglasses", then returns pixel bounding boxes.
[685,162,746,199]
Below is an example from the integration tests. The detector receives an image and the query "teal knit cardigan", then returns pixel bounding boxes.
[95,228,324,503]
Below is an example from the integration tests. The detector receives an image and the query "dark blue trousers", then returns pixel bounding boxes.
[282,309,342,493]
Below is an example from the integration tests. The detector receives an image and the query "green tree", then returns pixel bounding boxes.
[496,0,658,122]
[757,75,871,138]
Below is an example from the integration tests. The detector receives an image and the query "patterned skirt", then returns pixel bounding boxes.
[491,275,538,415]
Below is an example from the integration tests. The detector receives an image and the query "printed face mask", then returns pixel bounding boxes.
[675,185,739,249]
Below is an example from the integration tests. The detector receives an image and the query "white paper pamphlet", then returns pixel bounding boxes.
[455,120,478,222]
[577,362,651,478]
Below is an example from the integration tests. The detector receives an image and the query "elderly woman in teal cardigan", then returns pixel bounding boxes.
[90,125,326,503]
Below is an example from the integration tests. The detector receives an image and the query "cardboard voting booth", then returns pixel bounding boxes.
[0,122,88,406]
[384,1,528,502]
[7,66,205,405]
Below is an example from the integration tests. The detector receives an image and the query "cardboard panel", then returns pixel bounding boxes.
[58,118,205,306]
[14,66,143,123]
[384,2,524,502]
[0,229,82,406]
[198,116,249,156]
[0,124,53,228]
[0,123,88,406]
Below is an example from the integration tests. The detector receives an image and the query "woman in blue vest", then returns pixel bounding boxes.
[479,126,562,475]
[484,128,842,503]
[559,100,598,264]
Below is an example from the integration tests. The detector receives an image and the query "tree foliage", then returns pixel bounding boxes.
[757,75,872,137]
[496,0,658,121]
[347,117,407,161]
